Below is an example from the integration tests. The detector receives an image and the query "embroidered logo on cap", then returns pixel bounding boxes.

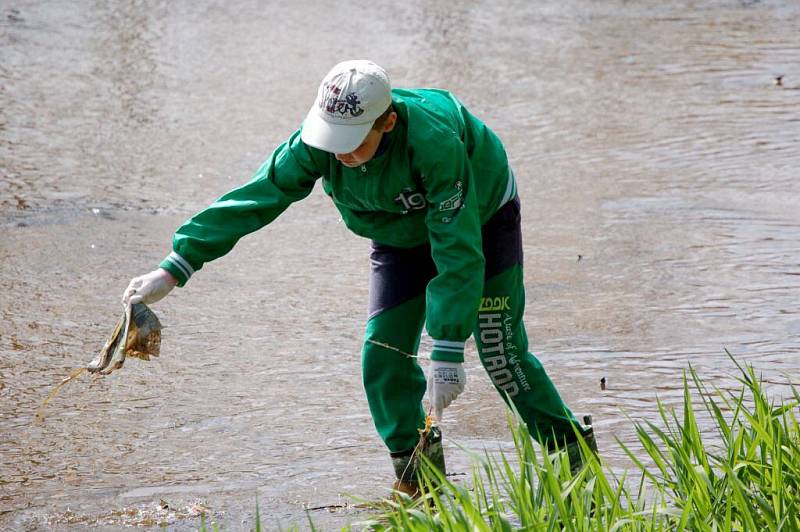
[319,74,365,118]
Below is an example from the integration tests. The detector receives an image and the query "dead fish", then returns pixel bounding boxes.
[87,303,162,374]
[87,311,126,372]
[101,303,133,374]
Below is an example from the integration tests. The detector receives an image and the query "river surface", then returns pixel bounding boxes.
[2,0,799,529]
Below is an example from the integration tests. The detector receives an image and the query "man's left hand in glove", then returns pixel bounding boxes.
[428,360,467,421]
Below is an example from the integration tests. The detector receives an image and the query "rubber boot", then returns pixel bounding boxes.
[563,415,599,475]
[390,426,445,497]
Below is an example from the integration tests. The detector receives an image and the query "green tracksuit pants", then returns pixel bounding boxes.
[361,198,584,457]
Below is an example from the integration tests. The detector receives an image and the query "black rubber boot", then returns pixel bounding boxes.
[390,426,445,496]
[564,415,599,475]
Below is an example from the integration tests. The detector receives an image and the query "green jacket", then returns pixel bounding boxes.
[160,88,516,362]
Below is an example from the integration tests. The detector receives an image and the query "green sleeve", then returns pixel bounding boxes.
[422,139,485,363]
[159,130,322,285]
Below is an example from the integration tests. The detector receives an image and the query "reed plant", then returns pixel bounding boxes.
[357,352,800,531]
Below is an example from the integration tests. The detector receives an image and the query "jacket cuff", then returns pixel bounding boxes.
[159,251,194,287]
[430,339,465,363]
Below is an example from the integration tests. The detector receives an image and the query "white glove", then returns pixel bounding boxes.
[122,268,177,307]
[428,360,467,421]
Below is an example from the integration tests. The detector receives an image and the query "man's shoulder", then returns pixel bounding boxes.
[391,88,459,109]
[393,88,463,137]
[390,92,465,173]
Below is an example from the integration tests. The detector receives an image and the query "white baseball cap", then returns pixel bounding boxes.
[301,60,392,154]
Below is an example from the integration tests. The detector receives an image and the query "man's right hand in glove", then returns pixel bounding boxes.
[122,268,177,307]
[428,360,467,421]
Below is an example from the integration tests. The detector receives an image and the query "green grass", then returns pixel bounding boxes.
[202,352,800,531]
[358,352,800,531]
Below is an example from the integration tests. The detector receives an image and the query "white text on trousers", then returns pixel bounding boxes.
[479,312,519,397]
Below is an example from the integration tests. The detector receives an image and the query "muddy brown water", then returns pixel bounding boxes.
[2,0,799,529]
